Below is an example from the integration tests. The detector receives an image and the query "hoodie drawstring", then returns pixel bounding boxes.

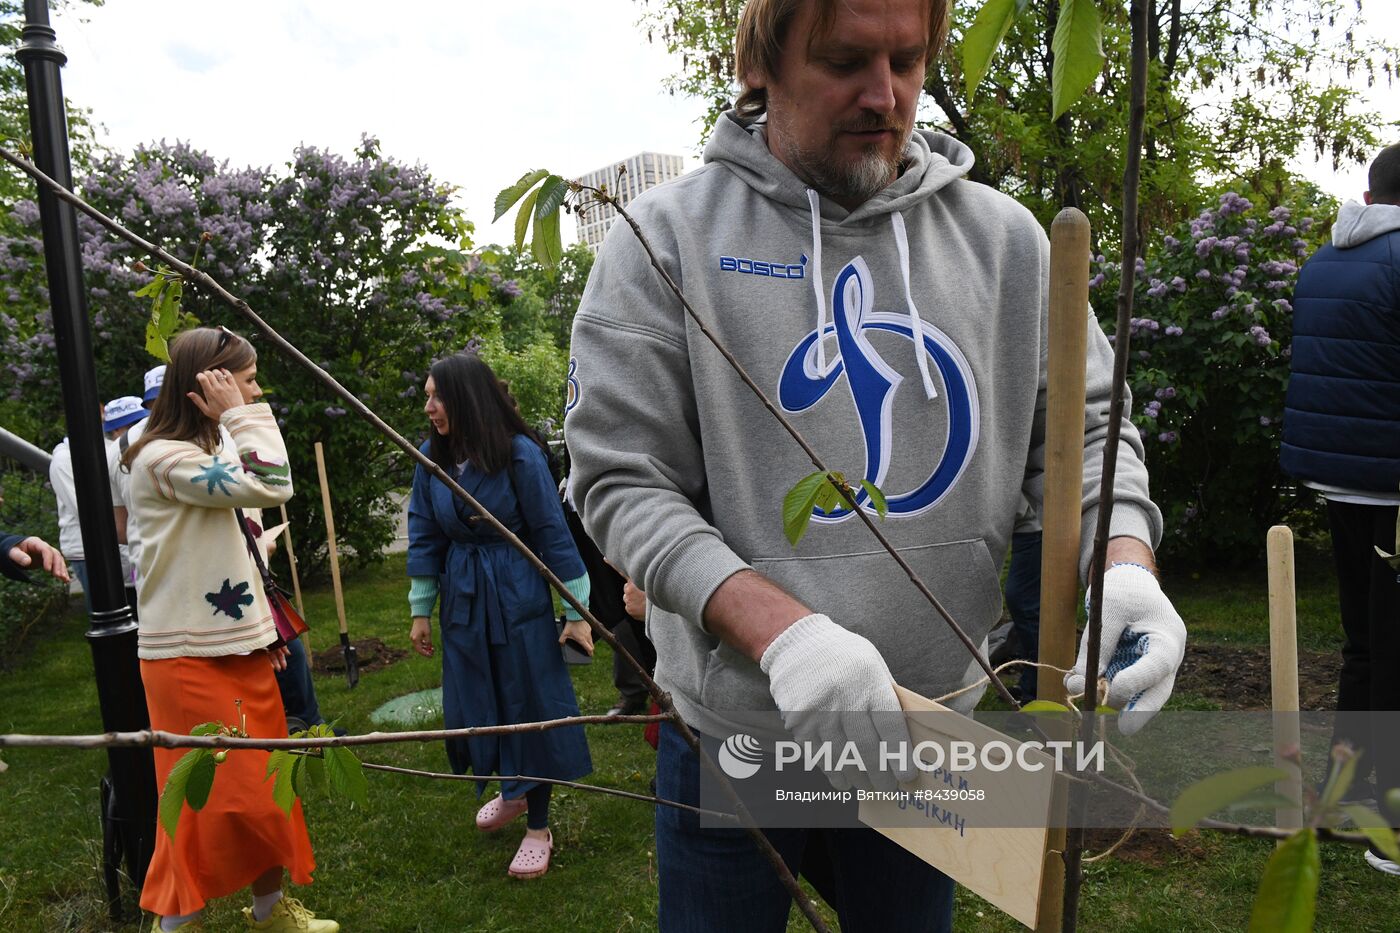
[890,212,938,400]
[806,188,830,377]
[804,188,937,400]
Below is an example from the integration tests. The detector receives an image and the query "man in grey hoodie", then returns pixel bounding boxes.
[566,0,1187,927]
[1282,142,1400,877]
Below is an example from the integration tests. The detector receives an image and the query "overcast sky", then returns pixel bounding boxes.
[47,0,1400,247]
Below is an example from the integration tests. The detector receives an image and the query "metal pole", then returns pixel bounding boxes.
[16,0,156,914]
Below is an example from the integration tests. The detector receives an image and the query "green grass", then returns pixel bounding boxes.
[1,551,1394,931]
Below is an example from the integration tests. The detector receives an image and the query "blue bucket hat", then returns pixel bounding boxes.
[143,364,166,403]
[104,396,150,432]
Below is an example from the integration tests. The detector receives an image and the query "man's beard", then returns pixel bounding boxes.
[781,115,912,205]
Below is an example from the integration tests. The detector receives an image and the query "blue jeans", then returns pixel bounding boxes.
[274,636,323,731]
[655,723,955,933]
[1005,531,1043,700]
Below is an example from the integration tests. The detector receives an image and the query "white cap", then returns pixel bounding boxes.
[143,365,166,403]
[104,396,150,432]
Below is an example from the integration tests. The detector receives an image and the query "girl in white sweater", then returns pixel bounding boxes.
[122,327,336,932]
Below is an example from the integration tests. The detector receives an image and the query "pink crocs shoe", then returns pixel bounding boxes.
[475,794,528,832]
[508,829,553,879]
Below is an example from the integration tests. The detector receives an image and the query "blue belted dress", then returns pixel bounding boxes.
[406,434,592,799]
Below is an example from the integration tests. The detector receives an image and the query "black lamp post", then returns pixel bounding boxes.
[16,0,156,917]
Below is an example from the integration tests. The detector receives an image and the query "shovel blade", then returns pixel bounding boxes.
[340,634,360,689]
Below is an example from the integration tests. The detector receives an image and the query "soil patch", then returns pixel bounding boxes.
[311,636,408,676]
[1175,642,1340,711]
[1081,828,1209,867]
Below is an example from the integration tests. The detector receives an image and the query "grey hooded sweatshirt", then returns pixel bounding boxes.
[566,112,1161,741]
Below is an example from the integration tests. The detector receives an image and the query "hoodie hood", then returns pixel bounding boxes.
[1332,200,1400,249]
[702,111,976,225]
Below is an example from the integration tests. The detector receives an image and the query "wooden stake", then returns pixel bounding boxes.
[1036,207,1091,932]
[313,442,347,631]
[1266,525,1303,833]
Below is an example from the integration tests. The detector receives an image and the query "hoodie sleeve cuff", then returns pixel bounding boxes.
[1078,504,1159,581]
[650,532,752,632]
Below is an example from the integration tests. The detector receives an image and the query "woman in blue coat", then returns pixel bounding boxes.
[406,352,593,880]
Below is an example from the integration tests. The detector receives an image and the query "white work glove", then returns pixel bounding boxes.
[760,614,914,792]
[1065,563,1187,736]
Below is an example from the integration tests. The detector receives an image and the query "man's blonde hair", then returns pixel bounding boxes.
[733,0,950,122]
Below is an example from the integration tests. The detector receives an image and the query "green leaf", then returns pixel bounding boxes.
[1223,790,1303,814]
[533,174,568,222]
[158,280,182,334]
[190,722,222,737]
[304,752,327,795]
[159,749,207,839]
[962,0,1020,102]
[812,475,844,515]
[1317,751,1358,812]
[1171,766,1289,835]
[291,754,307,799]
[185,752,217,810]
[513,189,539,253]
[265,748,293,782]
[493,169,549,222]
[271,756,295,818]
[1247,829,1319,933]
[133,277,164,298]
[324,746,369,809]
[144,320,169,362]
[1050,0,1105,119]
[860,480,888,519]
[1340,804,1400,862]
[783,472,829,547]
[532,205,563,269]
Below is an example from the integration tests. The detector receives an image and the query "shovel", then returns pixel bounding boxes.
[314,441,359,688]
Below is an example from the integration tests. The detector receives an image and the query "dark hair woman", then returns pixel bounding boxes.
[122,327,336,932]
[407,352,593,880]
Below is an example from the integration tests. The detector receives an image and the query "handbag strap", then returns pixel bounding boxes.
[234,507,277,592]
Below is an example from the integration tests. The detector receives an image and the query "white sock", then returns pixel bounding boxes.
[252,889,283,921]
[161,910,203,931]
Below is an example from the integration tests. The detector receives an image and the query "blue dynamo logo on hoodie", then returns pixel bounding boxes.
[778,258,979,521]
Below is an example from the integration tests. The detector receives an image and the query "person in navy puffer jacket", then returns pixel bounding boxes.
[1282,142,1400,877]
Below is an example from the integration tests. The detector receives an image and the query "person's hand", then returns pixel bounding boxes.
[187,368,246,421]
[1065,563,1187,735]
[8,536,69,583]
[622,579,646,622]
[267,643,290,672]
[559,619,594,656]
[760,614,913,793]
[410,616,434,658]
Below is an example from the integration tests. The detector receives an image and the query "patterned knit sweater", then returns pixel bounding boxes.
[129,403,293,659]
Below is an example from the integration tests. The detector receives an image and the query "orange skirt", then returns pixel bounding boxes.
[138,653,316,917]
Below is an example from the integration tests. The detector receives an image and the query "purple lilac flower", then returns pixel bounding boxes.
[499,279,524,299]
[1273,299,1292,313]
[1170,276,1187,292]
[1184,506,1198,520]
[1269,206,1291,222]
[1196,268,1212,280]
[1250,325,1271,346]
[1195,236,1219,258]
[1163,235,1180,250]
[1088,273,1105,289]
[1165,325,1183,336]
[1158,431,1178,444]
[324,406,347,418]
[1259,416,1271,426]
[1146,280,1168,299]
[1156,386,1177,400]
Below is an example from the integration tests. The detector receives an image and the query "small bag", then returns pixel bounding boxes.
[236,508,309,646]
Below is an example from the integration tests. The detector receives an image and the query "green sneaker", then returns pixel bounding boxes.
[242,896,339,932]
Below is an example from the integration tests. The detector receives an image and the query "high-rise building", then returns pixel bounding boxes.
[573,151,687,251]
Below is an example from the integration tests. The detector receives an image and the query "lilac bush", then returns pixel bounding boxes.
[0,136,556,573]
[1090,191,1332,566]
